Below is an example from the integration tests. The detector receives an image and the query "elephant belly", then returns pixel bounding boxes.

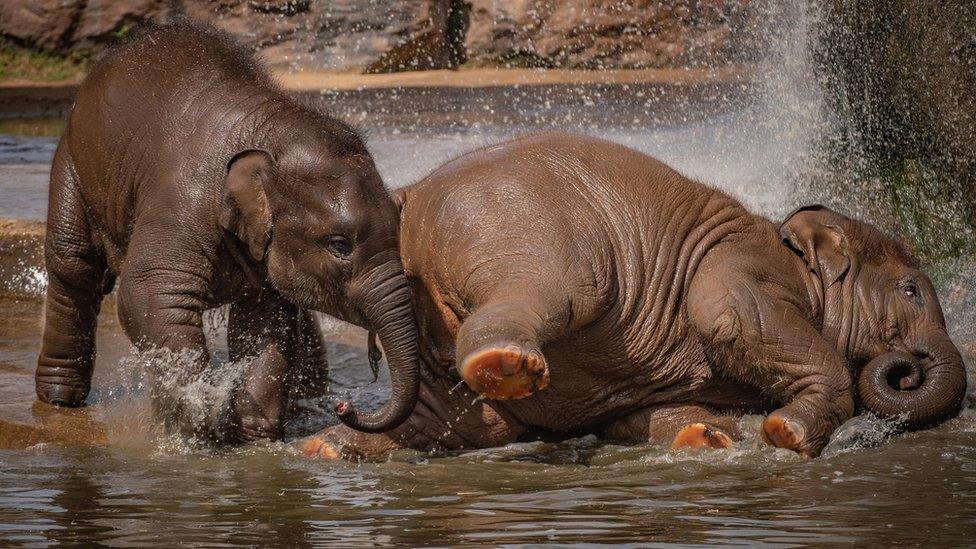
[500,335,715,431]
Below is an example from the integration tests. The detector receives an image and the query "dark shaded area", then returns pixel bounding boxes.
[367,0,469,72]
[811,0,976,258]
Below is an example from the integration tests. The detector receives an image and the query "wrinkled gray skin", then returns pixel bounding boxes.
[35,22,420,441]
[308,132,966,459]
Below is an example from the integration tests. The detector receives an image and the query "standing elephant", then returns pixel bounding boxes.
[35,21,419,441]
[305,132,967,459]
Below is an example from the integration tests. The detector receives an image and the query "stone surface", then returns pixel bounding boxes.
[0,0,450,72]
[1,1,760,72]
[181,0,445,71]
[0,0,86,50]
[0,0,172,50]
[463,0,763,69]
[814,0,976,233]
[76,0,170,45]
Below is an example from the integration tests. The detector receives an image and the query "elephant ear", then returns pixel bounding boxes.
[779,204,851,287]
[219,149,275,261]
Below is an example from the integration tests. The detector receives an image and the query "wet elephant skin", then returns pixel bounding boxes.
[309,132,966,459]
[35,21,421,441]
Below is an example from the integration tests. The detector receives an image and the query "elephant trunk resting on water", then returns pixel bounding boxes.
[35,21,420,441]
[303,132,966,459]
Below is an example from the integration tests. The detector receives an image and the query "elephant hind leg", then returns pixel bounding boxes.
[455,288,571,400]
[461,343,549,400]
[605,404,740,450]
[36,146,107,407]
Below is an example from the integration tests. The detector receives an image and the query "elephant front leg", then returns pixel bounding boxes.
[605,404,740,450]
[688,277,854,457]
[225,290,322,442]
[116,267,215,438]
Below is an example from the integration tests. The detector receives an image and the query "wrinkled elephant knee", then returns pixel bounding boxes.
[115,271,208,353]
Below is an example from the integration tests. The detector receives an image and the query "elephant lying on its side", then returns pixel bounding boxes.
[305,132,967,459]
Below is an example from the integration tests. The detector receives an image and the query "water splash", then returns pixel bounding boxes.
[4,264,47,296]
[821,413,904,457]
[124,346,248,449]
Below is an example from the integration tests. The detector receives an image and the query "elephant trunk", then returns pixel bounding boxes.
[858,331,967,430]
[335,256,420,433]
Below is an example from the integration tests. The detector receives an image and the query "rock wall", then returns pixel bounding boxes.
[464,0,762,69]
[813,0,976,243]
[0,0,761,72]
[0,0,171,51]
[184,0,453,72]
[0,0,448,72]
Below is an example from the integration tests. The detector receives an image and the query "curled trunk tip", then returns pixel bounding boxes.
[858,347,967,431]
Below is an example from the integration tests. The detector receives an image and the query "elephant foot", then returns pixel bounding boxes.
[35,380,90,408]
[301,428,396,461]
[302,436,340,459]
[671,422,734,450]
[761,411,814,457]
[460,344,550,399]
[224,356,288,442]
[229,392,280,442]
[36,363,92,407]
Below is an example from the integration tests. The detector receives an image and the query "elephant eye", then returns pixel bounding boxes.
[900,280,921,302]
[324,235,353,259]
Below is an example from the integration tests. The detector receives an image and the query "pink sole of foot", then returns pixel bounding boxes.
[461,345,550,399]
[671,423,734,450]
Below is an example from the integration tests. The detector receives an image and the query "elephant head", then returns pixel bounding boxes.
[218,135,418,434]
[780,205,967,430]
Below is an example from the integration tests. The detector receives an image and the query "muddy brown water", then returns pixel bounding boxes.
[2,97,976,546]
